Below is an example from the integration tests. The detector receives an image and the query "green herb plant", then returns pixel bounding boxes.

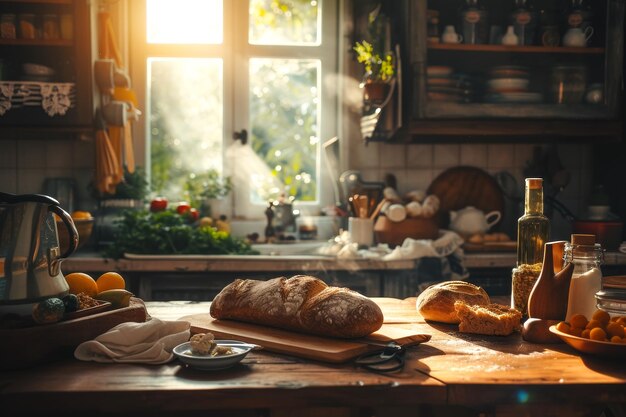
[184,169,233,208]
[353,40,394,83]
[103,209,258,259]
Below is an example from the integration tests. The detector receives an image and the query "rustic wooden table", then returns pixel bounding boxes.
[1,298,624,417]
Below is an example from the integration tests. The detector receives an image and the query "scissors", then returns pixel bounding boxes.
[354,342,406,373]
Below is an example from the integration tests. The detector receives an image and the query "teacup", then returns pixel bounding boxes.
[441,25,463,44]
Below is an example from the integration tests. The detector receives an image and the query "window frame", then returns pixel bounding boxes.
[128,0,340,219]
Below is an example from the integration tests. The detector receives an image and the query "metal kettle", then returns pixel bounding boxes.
[0,192,78,304]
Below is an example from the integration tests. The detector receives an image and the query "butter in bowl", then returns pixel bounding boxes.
[173,333,261,371]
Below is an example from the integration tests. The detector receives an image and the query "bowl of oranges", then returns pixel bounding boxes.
[549,309,626,358]
[56,210,94,253]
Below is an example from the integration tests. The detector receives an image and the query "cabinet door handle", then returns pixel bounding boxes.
[233,129,248,145]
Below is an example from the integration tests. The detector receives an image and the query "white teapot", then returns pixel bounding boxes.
[563,27,594,47]
[449,206,501,237]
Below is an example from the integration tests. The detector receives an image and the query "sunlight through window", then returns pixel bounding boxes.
[147,0,223,44]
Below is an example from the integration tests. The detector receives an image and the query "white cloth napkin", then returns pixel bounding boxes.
[326,230,464,261]
[383,230,464,261]
[74,318,190,364]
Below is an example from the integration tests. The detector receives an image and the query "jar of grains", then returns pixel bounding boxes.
[512,262,542,315]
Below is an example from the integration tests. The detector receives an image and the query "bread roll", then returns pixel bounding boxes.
[210,275,384,338]
[416,281,490,324]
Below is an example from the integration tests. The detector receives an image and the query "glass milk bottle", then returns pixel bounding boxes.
[511,178,549,316]
[564,234,603,321]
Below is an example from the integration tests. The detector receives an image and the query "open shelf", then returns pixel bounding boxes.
[427,43,605,55]
[0,39,73,47]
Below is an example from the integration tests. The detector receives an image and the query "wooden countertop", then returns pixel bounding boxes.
[62,252,417,273]
[60,250,626,272]
[1,298,624,416]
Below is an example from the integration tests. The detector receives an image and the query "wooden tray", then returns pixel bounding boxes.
[374,216,439,246]
[0,298,148,370]
[178,313,431,363]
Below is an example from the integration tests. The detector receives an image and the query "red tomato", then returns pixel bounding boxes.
[187,208,199,221]
[176,202,191,214]
[149,197,168,212]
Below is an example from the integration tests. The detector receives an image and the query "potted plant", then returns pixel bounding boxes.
[353,40,395,103]
[184,169,232,218]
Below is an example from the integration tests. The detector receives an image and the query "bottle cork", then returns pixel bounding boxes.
[525,178,543,189]
[571,234,595,246]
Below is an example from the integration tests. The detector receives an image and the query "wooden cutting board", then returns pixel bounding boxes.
[427,166,505,228]
[178,314,430,363]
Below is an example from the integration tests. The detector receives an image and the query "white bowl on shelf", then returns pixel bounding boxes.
[487,77,529,91]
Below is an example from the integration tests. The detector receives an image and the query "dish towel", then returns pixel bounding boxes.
[74,318,190,364]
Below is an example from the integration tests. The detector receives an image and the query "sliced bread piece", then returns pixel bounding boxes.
[454,301,522,336]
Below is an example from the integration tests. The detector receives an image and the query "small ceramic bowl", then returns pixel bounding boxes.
[22,63,55,76]
[173,340,260,371]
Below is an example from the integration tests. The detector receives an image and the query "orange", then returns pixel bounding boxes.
[96,272,126,293]
[569,314,588,329]
[71,210,92,220]
[592,310,611,326]
[65,272,98,297]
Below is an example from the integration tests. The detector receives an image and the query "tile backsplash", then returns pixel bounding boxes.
[348,140,594,241]
[0,136,594,241]
[0,137,96,212]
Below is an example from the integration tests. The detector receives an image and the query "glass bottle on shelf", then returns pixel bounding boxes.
[459,0,488,45]
[564,234,603,321]
[511,0,537,45]
[512,178,550,316]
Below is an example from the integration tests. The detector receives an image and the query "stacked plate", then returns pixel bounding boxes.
[484,65,542,104]
[426,65,475,103]
[596,275,626,316]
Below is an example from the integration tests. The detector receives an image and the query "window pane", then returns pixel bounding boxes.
[249,58,320,202]
[147,0,223,44]
[249,0,320,45]
[148,58,223,203]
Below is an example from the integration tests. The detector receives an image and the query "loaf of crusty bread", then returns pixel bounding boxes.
[454,301,522,336]
[416,281,490,324]
[210,275,384,338]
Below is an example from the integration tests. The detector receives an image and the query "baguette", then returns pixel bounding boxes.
[210,275,384,338]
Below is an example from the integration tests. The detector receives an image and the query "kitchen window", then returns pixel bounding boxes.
[129,0,339,218]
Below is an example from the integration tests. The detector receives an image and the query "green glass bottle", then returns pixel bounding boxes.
[512,178,550,315]
[517,178,550,266]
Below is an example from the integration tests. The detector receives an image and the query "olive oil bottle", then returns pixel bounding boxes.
[511,178,550,315]
[517,178,550,265]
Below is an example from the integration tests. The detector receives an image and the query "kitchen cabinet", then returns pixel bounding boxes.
[0,0,93,132]
[359,0,624,142]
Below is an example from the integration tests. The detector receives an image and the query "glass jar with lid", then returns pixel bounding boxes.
[1,13,17,39]
[18,13,36,39]
[564,233,604,321]
[551,65,588,104]
[42,14,59,40]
